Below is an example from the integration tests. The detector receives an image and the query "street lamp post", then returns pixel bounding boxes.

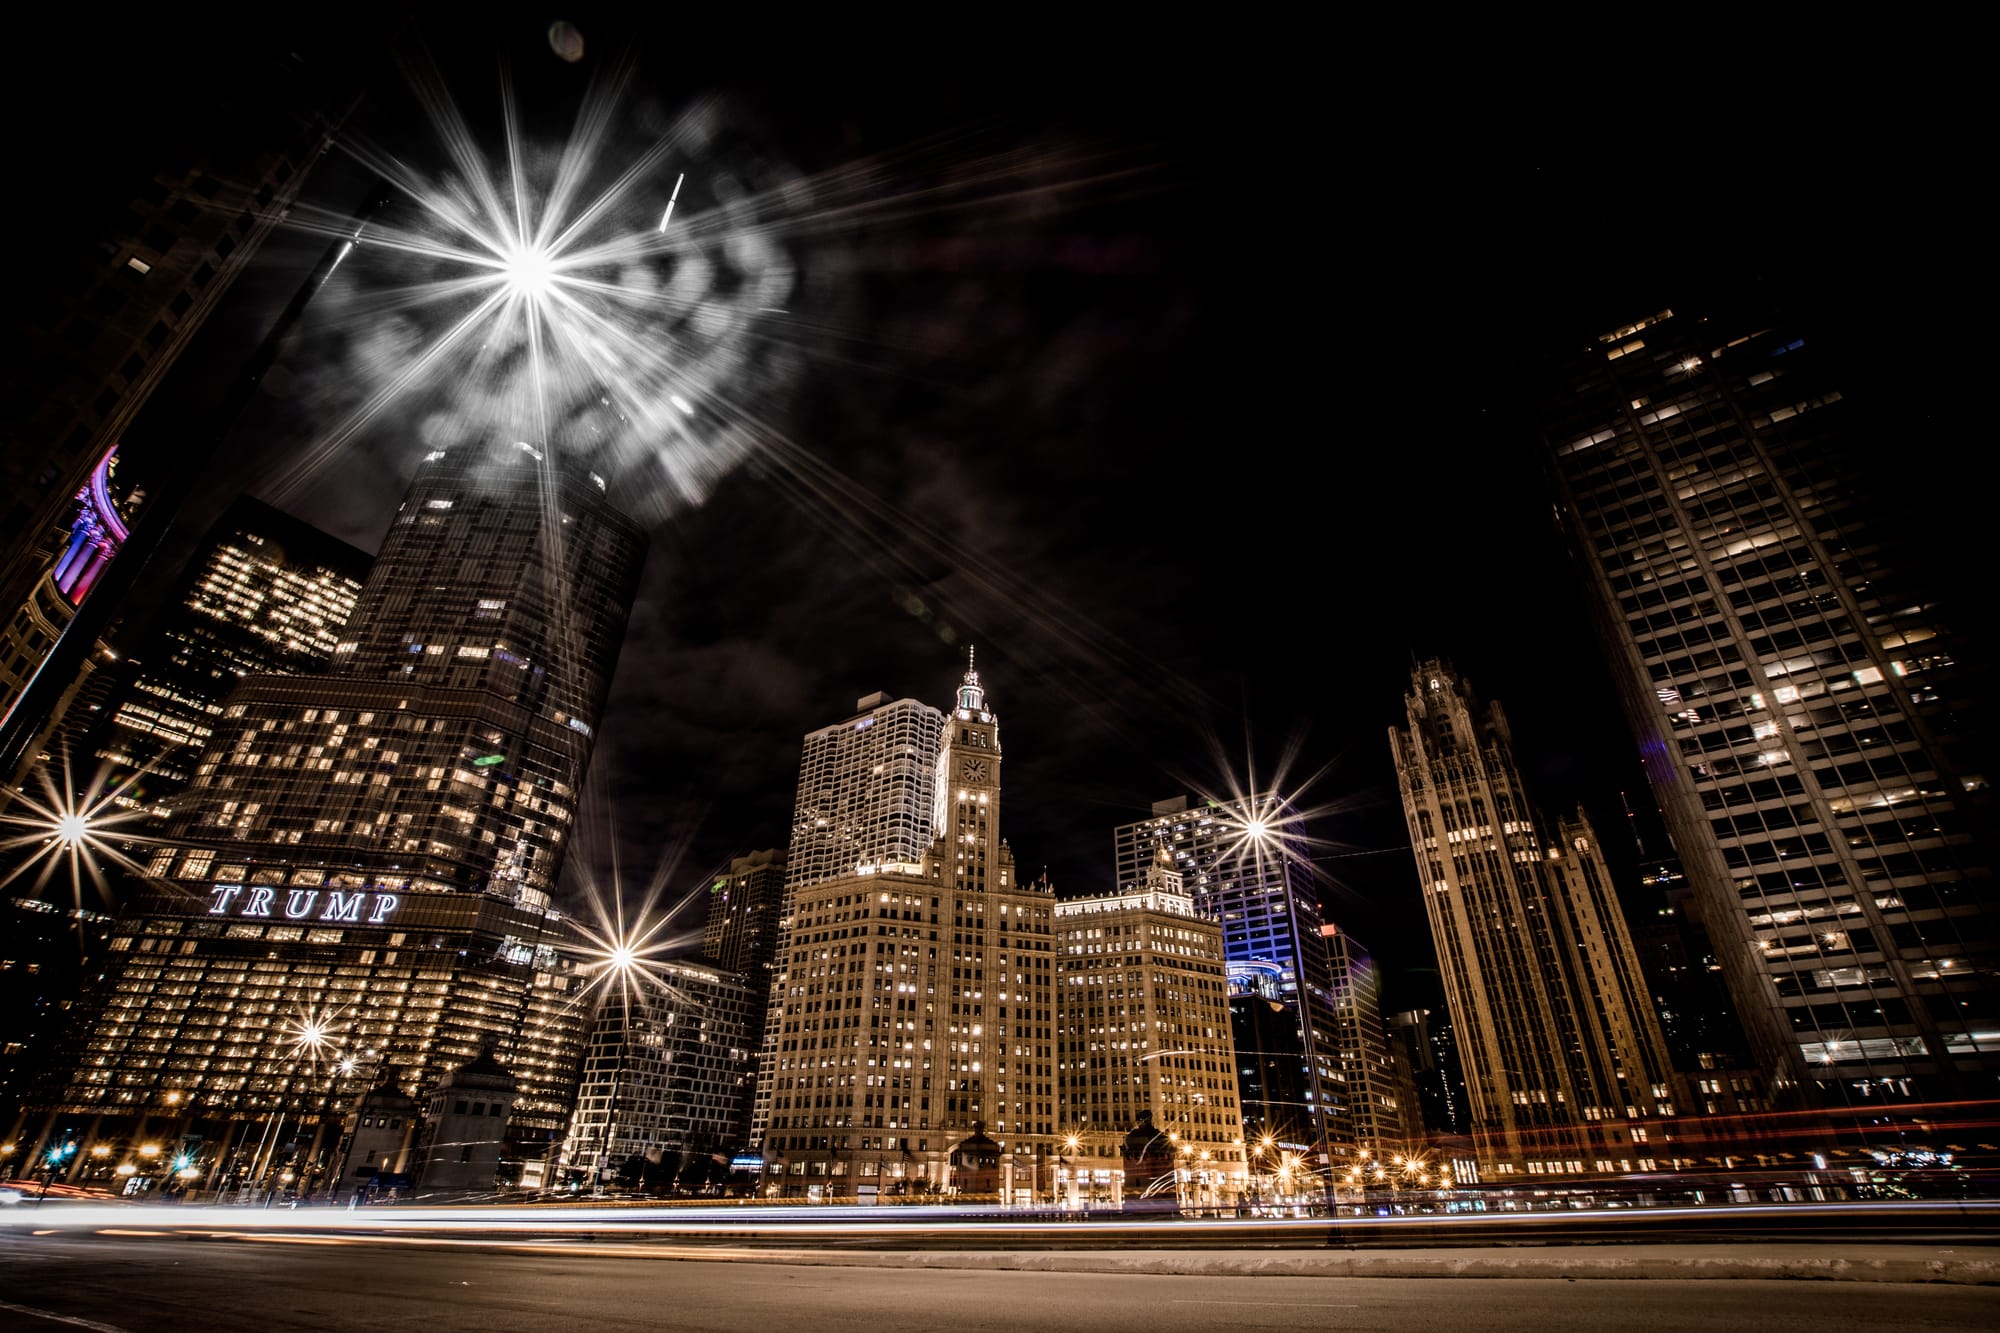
[303,1054,360,1201]
[36,1141,77,1203]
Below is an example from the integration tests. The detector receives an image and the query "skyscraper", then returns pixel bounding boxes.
[747,692,944,1150]
[1386,1008,1468,1140]
[0,30,352,712]
[1390,660,1682,1180]
[1054,847,1244,1205]
[80,494,368,825]
[18,441,647,1188]
[762,660,1057,1199]
[702,848,787,977]
[786,693,946,889]
[1541,304,1996,1108]
[1320,925,1409,1161]
[1113,795,1348,1167]
[702,847,785,1148]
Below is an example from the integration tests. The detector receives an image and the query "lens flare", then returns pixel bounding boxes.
[0,752,162,914]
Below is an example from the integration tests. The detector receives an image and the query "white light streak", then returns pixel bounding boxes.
[657,171,684,232]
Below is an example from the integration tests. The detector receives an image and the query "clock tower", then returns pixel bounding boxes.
[936,647,1008,895]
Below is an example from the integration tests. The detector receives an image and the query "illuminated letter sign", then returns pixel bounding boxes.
[322,892,365,923]
[203,886,403,926]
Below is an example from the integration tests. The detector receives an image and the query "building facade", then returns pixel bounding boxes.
[1113,794,1348,1167]
[1540,303,1996,1108]
[17,440,647,1188]
[762,660,1058,1199]
[559,959,756,1185]
[748,693,945,1150]
[703,848,786,977]
[1054,849,1244,1205]
[1321,925,1409,1162]
[1390,660,1683,1179]
[81,494,367,826]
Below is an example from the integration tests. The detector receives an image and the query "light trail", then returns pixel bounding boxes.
[5,1198,1995,1241]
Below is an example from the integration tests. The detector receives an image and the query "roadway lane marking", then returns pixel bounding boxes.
[0,1298,133,1332]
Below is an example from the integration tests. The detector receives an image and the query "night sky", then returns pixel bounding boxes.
[17,17,1977,1011]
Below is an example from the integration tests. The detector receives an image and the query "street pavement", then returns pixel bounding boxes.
[2,1232,1997,1331]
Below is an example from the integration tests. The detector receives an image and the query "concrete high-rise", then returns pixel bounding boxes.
[1054,847,1244,1205]
[1113,795,1348,1169]
[747,692,944,1149]
[1540,304,1995,1108]
[1391,661,1682,1180]
[18,440,647,1191]
[762,659,1057,1199]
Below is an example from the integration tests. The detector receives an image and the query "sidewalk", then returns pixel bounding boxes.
[658,1243,2000,1285]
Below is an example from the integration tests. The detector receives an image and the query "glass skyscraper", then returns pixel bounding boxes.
[1112,794,1350,1168]
[1542,303,1995,1110]
[82,494,367,826]
[17,440,647,1191]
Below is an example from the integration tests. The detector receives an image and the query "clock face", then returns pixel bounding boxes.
[959,756,990,783]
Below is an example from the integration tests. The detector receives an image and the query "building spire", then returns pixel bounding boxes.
[957,644,986,712]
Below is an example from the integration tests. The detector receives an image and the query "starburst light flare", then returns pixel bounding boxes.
[0,753,162,909]
[279,1000,350,1071]
[258,55,804,528]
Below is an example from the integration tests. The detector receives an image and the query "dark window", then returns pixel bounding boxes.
[121,354,145,380]
[145,321,169,348]
[169,292,192,317]
[215,235,236,259]
[167,199,197,224]
[454,1099,468,1115]
[143,224,174,254]
[192,262,215,289]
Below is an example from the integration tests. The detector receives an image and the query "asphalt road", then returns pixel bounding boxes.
[2,1233,1996,1332]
